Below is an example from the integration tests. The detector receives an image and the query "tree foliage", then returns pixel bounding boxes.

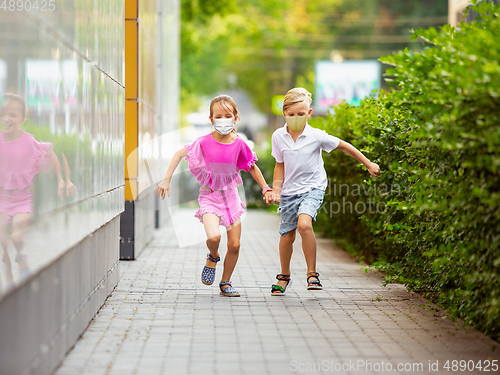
[180,0,448,114]
[311,0,500,340]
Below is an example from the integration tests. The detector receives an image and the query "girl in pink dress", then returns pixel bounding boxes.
[0,94,66,289]
[156,95,275,297]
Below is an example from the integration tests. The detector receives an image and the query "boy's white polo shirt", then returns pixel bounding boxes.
[271,123,340,196]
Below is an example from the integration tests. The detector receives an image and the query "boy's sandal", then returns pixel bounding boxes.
[271,274,292,296]
[219,281,240,297]
[307,272,323,290]
[201,253,220,285]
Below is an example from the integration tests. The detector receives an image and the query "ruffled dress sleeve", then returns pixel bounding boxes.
[237,139,258,172]
[30,137,53,175]
[184,138,211,188]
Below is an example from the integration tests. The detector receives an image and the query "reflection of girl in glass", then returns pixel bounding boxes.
[0,94,67,290]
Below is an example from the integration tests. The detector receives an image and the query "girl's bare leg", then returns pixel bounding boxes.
[202,213,221,268]
[220,218,241,286]
[275,229,296,289]
[11,213,31,272]
[0,213,14,286]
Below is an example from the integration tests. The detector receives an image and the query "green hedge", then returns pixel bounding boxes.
[311,0,500,340]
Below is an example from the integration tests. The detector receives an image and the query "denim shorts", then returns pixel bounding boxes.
[278,188,325,237]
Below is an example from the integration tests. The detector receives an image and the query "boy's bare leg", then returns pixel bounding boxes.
[203,213,221,268]
[220,218,241,288]
[276,229,296,289]
[297,214,317,275]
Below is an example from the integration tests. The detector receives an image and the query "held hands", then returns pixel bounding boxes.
[156,179,171,199]
[263,190,281,205]
[271,192,281,204]
[263,191,273,205]
[367,162,380,178]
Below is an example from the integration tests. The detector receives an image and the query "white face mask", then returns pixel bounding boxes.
[213,117,235,135]
[285,115,307,132]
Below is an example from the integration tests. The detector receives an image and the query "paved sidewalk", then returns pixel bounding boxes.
[55,210,500,375]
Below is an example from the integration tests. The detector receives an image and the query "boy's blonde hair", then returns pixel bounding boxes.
[209,95,240,134]
[283,88,312,113]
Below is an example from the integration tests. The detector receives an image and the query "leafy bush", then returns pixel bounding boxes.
[312,0,500,340]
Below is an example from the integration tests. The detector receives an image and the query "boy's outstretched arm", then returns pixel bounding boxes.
[336,141,380,177]
[156,147,188,199]
[272,162,284,204]
[248,164,273,205]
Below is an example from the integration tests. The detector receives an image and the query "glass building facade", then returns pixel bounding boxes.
[0,0,125,294]
[0,1,179,373]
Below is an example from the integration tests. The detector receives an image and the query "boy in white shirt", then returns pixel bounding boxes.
[270,88,380,295]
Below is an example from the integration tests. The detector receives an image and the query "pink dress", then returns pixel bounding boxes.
[184,133,257,226]
[0,131,52,219]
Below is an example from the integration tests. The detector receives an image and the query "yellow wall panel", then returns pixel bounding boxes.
[125,1,138,203]
[125,100,138,182]
[125,20,138,100]
[125,0,138,20]
[125,179,138,201]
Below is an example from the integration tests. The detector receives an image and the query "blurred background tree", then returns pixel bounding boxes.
[180,0,448,116]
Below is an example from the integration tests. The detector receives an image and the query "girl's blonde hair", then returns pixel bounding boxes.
[283,87,312,113]
[209,95,240,134]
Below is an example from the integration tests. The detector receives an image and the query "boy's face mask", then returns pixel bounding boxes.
[213,117,235,135]
[285,115,307,132]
